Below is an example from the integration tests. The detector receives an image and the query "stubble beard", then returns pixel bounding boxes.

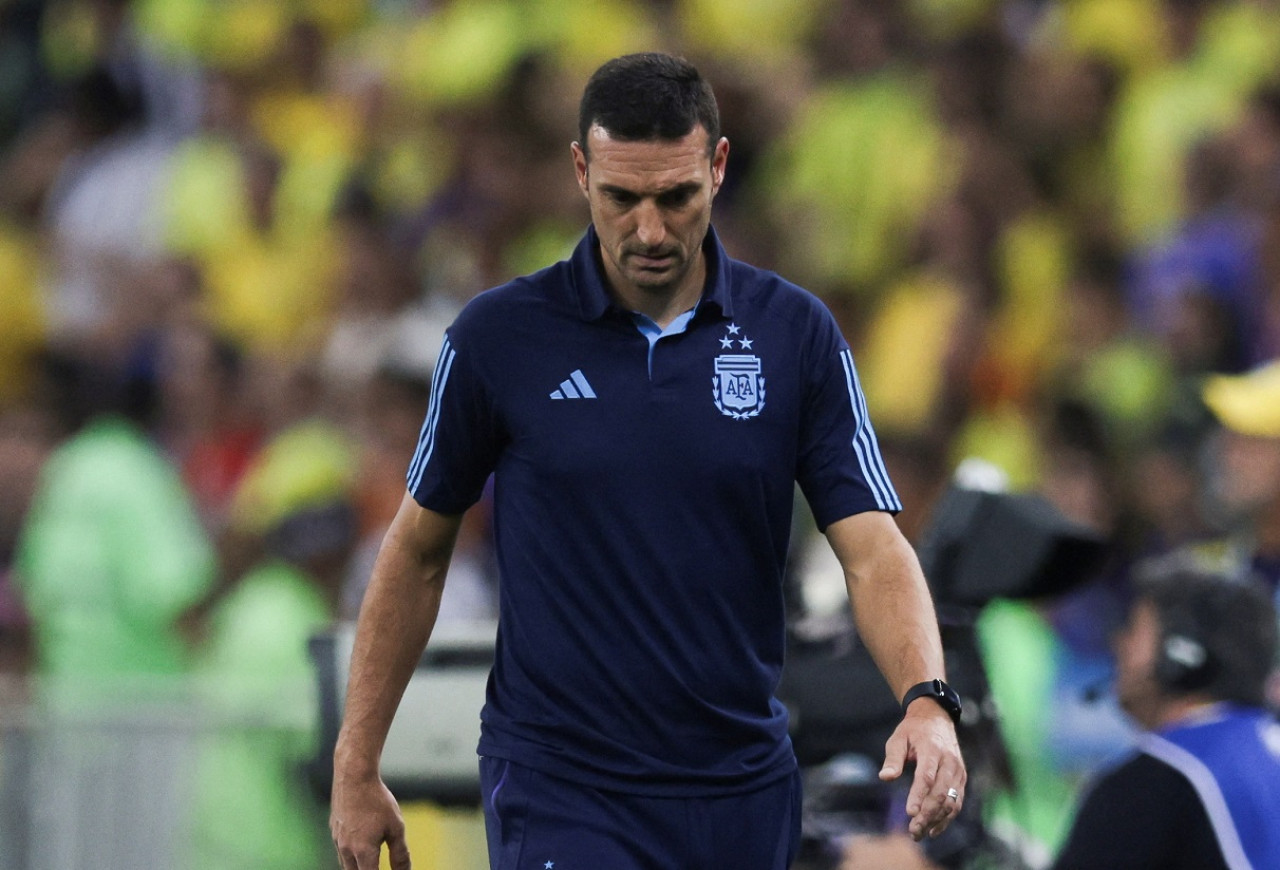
[622,248,689,297]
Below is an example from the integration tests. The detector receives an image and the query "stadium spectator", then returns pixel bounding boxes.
[14,350,214,698]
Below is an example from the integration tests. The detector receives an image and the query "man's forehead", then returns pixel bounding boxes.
[584,124,713,160]
[582,125,714,187]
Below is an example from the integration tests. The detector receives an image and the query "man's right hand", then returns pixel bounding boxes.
[331,498,461,869]
[331,774,412,870]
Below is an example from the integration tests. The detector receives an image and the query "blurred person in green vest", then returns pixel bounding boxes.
[0,403,58,676]
[15,350,215,701]
[187,418,356,870]
[13,350,216,870]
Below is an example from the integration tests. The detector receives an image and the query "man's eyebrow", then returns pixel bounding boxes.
[597,182,638,197]
[656,182,701,198]
[597,180,701,198]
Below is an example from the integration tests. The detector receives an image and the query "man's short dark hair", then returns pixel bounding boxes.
[577,53,720,160]
[1133,562,1278,707]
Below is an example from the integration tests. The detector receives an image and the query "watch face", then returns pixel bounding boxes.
[942,684,961,708]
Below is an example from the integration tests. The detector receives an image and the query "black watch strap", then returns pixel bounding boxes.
[901,678,962,726]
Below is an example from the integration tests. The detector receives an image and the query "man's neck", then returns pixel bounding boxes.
[1152,696,1223,730]
[606,258,706,329]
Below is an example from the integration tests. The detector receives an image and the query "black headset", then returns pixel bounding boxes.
[1155,630,1216,692]
[1133,561,1277,704]
[1153,603,1218,693]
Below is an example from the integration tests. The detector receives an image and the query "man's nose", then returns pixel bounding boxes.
[635,202,666,248]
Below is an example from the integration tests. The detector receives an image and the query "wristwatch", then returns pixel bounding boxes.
[901,679,962,726]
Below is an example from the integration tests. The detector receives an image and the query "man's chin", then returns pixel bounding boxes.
[628,270,679,293]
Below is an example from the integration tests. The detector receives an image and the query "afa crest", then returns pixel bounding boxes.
[712,325,765,419]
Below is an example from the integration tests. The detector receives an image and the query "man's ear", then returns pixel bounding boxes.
[711,137,730,195]
[571,142,589,197]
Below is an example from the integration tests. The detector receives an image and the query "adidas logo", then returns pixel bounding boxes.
[550,369,597,400]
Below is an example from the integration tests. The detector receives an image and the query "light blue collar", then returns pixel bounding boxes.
[631,308,698,377]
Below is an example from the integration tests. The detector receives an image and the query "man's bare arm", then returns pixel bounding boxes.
[825,511,966,841]
[331,492,464,870]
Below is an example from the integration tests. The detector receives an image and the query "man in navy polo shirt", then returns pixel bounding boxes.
[331,52,965,870]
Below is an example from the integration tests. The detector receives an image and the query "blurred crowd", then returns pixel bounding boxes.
[1,0,1280,867]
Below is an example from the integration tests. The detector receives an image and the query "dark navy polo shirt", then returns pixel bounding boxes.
[408,225,900,795]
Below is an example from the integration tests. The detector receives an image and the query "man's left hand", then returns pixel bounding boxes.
[879,704,966,841]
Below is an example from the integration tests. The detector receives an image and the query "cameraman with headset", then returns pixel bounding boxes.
[1051,562,1280,870]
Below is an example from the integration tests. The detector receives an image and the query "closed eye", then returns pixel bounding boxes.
[601,187,639,206]
[657,186,698,208]
[597,183,700,209]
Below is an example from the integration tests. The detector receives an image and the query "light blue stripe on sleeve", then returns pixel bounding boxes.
[407,338,458,492]
[848,353,901,511]
[839,350,901,511]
